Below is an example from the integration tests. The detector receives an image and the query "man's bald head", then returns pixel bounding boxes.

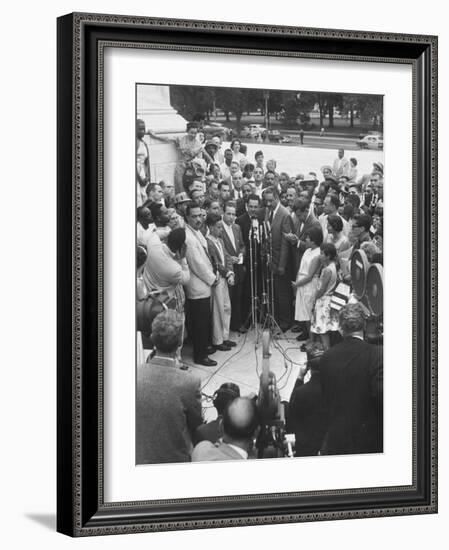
[222,397,259,442]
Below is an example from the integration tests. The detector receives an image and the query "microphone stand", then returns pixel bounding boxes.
[248,221,260,343]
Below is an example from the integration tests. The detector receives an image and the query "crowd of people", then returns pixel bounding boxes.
[136,118,384,464]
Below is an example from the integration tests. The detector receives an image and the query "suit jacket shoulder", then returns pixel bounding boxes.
[191,440,243,462]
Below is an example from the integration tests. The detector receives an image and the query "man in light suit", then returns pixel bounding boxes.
[206,213,236,351]
[332,148,350,178]
[221,202,246,332]
[136,310,203,464]
[192,397,260,461]
[184,203,218,367]
[262,186,294,331]
[319,303,383,455]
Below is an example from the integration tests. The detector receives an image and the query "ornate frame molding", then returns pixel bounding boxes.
[57,12,437,537]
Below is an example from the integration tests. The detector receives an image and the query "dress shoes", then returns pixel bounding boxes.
[195,357,217,367]
[205,346,217,355]
[223,340,237,347]
[214,343,232,351]
[238,326,248,334]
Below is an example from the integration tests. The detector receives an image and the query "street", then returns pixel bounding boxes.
[223,141,383,178]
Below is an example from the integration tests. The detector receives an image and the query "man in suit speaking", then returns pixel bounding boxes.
[262,186,294,331]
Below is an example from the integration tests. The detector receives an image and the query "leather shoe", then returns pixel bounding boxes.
[238,326,248,334]
[205,346,217,355]
[223,340,237,347]
[195,357,217,367]
[214,343,232,351]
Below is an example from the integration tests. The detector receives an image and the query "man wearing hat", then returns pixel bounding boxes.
[173,192,191,228]
[372,161,384,175]
[211,135,224,164]
[319,303,383,455]
[204,139,220,167]
[287,344,328,456]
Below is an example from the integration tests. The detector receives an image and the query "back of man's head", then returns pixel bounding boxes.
[222,397,259,443]
[150,310,184,353]
[213,383,240,415]
[339,303,366,337]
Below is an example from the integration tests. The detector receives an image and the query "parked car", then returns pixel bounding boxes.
[357,134,384,150]
[267,129,282,142]
[202,122,232,140]
[358,130,383,140]
[240,124,267,138]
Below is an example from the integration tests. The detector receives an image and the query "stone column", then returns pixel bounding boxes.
[137,85,187,187]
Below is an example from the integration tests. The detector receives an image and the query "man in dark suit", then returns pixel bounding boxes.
[286,344,328,456]
[192,397,260,461]
[136,310,203,464]
[235,182,252,217]
[236,194,263,329]
[319,303,383,455]
[262,186,294,331]
[285,197,321,275]
[221,201,246,332]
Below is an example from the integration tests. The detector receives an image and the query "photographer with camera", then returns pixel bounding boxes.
[194,383,241,444]
[286,344,328,456]
[192,397,260,461]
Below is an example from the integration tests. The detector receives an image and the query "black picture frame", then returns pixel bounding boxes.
[57,12,438,537]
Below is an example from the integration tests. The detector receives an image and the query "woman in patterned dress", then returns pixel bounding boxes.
[310,243,340,349]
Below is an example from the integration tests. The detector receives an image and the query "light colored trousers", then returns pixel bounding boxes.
[211,276,231,345]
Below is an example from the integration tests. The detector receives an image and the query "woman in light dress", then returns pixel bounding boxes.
[231,139,247,166]
[310,243,340,349]
[292,226,323,341]
[326,214,351,254]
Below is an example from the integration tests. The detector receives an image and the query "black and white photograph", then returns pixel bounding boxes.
[135,83,384,465]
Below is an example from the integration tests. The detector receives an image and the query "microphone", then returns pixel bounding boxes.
[263,220,271,238]
[251,218,260,243]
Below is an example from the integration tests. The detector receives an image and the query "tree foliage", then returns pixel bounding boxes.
[169,85,383,131]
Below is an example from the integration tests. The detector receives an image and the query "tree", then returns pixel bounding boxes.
[215,88,250,133]
[342,94,358,127]
[315,92,326,128]
[170,86,214,121]
[278,91,316,128]
[355,95,384,129]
